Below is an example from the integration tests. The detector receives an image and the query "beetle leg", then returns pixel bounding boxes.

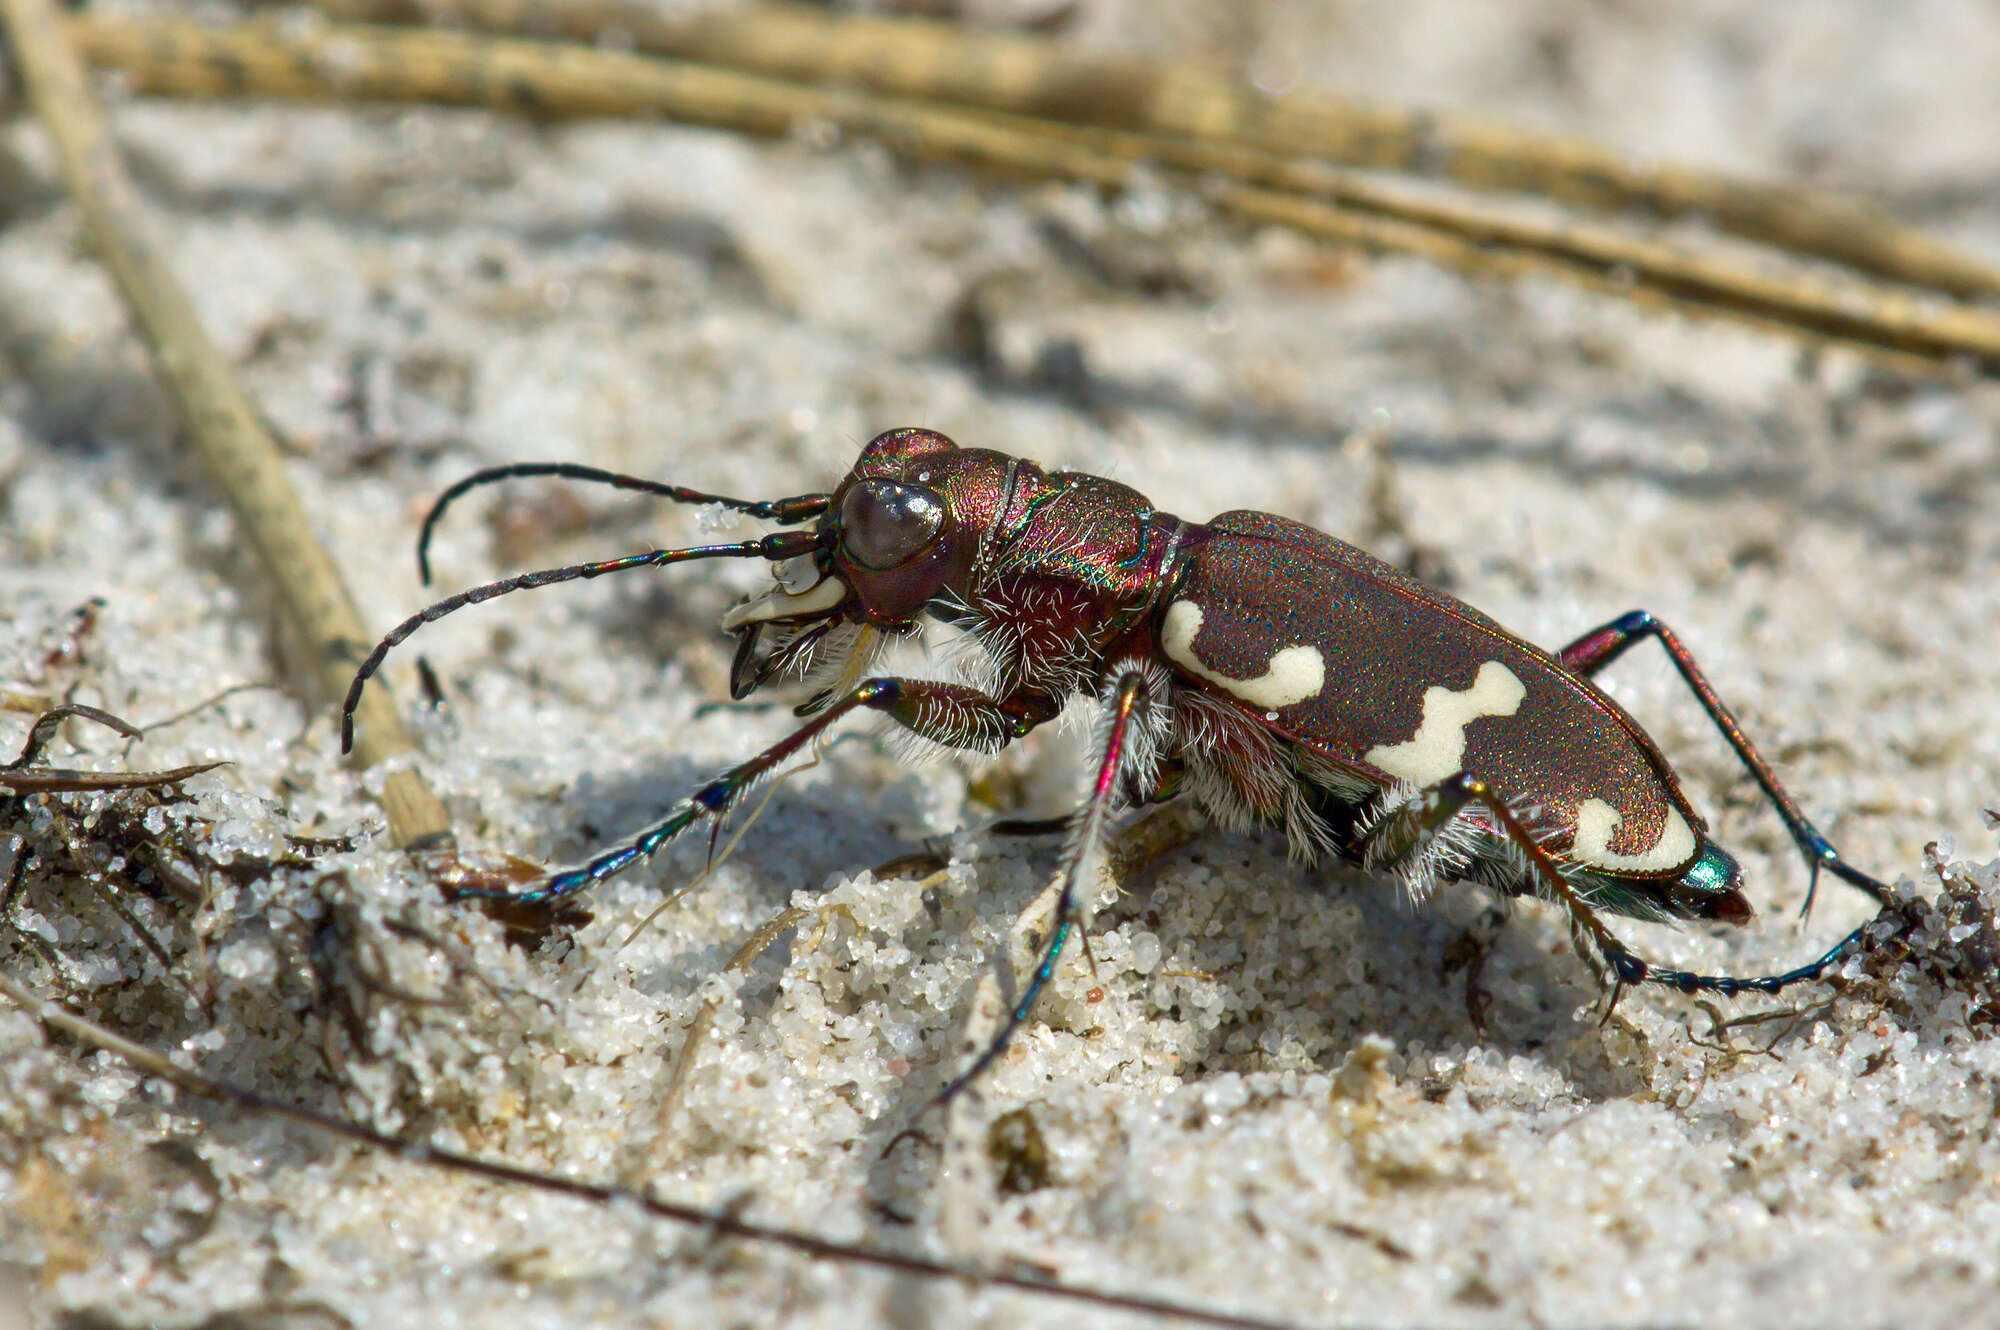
[456,678,1061,904]
[1557,609,1893,917]
[932,668,1158,1109]
[1373,772,1879,1000]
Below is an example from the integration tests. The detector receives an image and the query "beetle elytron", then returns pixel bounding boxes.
[345,428,1894,1093]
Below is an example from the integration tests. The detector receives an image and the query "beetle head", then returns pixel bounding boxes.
[722,428,975,698]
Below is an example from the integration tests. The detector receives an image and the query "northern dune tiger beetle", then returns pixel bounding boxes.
[344,428,1895,1096]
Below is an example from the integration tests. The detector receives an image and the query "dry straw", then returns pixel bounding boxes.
[53,6,2000,376]
[0,0,451,848]
[311,0,2000,302]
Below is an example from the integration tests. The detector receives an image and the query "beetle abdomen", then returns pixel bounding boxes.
[1160,511,1705,878]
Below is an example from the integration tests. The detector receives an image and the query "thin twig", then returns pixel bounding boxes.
[1215,183,2000,376]
[0,0,450,848]
[6,703,140,769]
[0,762,226,794]
[0,701,226,791]
[63,15,2000,377]
[640,902,814,1166]
[0,962,1308,1330]
[299,0,2000,303]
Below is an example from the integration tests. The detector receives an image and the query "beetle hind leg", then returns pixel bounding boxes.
[1364,772,1877,1002]
[1558,609,1894,917]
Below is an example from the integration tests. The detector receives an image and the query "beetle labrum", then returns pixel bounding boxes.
[344,427,1894,1094]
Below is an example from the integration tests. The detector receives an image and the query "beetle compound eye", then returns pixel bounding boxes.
[839,480,945,570]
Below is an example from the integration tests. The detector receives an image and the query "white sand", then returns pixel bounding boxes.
[4,3,2000,1327]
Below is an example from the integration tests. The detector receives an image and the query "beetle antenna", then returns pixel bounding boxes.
[344,532,821,754]
[416,462,830,584]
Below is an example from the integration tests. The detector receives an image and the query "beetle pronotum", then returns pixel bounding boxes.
[344,427,1893,1098]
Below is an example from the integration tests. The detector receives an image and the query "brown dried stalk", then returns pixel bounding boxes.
[302,0,2000,304]
[0,0,450,847]
[64,13,2000,377]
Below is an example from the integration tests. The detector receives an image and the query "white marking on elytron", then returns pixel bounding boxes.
[720,571,848,629]
[1160,600,1324,710]
[1571,798,1698,873]
[1363,660,1526,786]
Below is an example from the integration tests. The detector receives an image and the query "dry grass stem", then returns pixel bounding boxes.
[64,13,2000,377]
[0,0,451,847]
[302,0,2000,303]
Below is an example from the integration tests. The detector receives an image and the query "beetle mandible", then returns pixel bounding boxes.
[344,427,1894,1096]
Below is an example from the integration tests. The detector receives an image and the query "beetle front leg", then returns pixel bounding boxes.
[460,678,1062,904]
[1558,609,1893,915]
[1367,773,1878,1001]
